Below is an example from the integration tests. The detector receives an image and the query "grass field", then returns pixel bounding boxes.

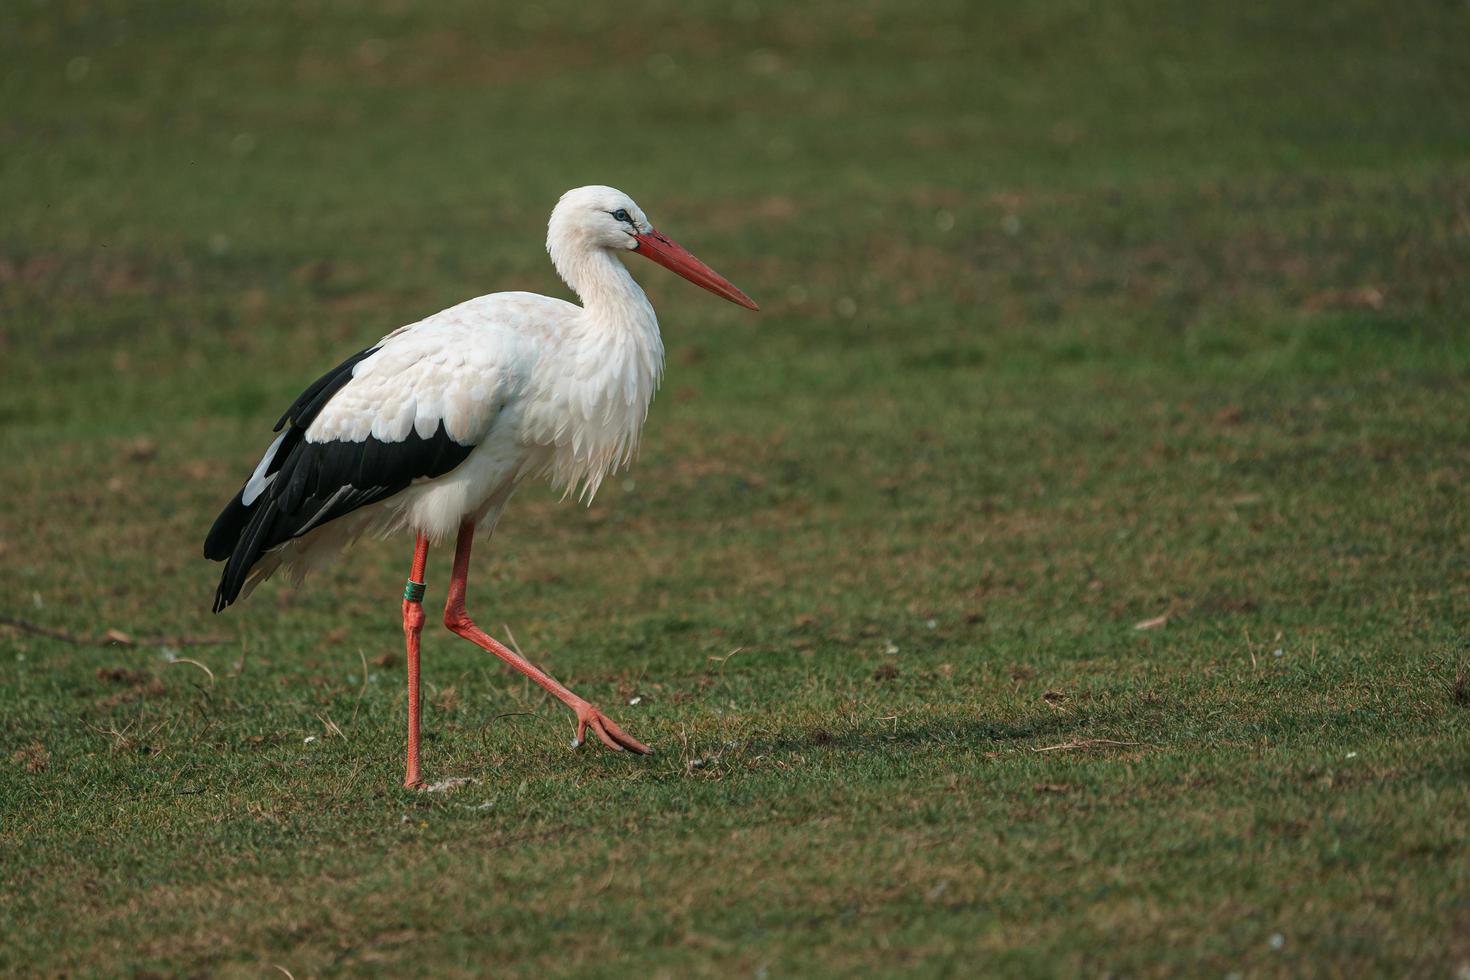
[3,1,1469,975]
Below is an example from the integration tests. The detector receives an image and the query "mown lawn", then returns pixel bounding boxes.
[2,1,1468,975]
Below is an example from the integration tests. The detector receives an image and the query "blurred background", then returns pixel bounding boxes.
[2,1,1467,975]
[3,1,1465,624]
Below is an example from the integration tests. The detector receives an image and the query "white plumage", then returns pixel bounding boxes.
[250,284,654,592]
[205,184,757,781]
[212,187,710,600]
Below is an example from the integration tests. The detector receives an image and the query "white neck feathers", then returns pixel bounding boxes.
[530,241,665,501]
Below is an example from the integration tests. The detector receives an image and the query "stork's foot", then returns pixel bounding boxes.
[570,700,652,755]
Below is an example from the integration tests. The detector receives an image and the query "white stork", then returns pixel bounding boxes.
[204,185,758,787]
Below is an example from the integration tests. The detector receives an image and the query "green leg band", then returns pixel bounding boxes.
[403,579,427,603]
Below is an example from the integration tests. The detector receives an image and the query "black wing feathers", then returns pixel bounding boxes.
[210,422,472,612]
[203,491,252,562]
[205,345,379,562]
[204,343,475,612]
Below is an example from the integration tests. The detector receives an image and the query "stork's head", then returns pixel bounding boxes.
[547,185,759,311]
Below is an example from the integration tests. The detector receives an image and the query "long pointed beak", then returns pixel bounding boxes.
[632,228,760,311]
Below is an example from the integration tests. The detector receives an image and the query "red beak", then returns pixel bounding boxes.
[632,228,760,311]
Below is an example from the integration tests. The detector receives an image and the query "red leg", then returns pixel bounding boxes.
[402,533,430,788]
[442,520,651,754]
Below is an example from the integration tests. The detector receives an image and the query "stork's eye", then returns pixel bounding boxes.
[611,208,631,223]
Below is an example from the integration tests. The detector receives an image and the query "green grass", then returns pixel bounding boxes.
[3,0,1469,975]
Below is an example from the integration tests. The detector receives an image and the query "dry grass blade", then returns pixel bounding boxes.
[707,647,745,677]
[83,719,135,749]
[166,658,215,685]
[316,713,346,741]
[83,719,167,754]
[1033,739,1146,753]
[503,623,525,659]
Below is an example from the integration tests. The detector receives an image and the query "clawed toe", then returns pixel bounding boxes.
[573,703,653,755]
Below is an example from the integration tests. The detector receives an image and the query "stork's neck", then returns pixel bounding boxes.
[552,247,652,335]
[561,247,664,406]
[533,244,665,502]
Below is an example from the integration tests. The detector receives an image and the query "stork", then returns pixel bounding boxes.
[203,185,758,788]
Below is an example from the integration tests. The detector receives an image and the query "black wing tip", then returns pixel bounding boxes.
[213,563,248,612]
[204,490,250,561]
[212,559,243,612]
